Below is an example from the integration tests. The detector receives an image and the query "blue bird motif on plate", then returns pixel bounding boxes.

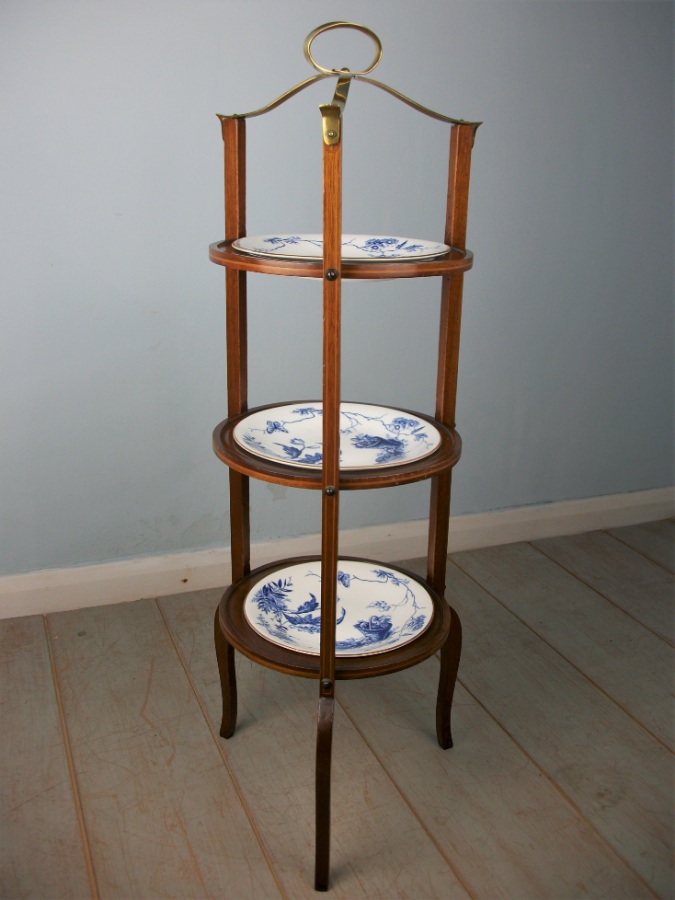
[353,615,393,641]
[281,593,346,630]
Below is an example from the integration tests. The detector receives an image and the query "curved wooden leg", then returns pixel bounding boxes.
[436,605,462,749]
[214,606,237,739]
[315,695,335,892]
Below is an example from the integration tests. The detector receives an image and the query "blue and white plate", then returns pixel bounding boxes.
[244,560,434,656]
[233,402,441,469]
[232,233,450,261]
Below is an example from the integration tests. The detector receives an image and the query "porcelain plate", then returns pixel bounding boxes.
[232,233,450,261]
[233,402,441,469]
[244,560,434,656]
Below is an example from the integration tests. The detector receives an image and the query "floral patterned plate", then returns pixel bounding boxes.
[233,402,441,469]
[244,560,434,656]
[232,233,450,261]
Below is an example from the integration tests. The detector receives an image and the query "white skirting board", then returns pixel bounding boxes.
[1,487,672,620]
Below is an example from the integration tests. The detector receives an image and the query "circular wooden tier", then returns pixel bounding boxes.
[213,403,462,490]
[209,240,473,278]
[217,556,451,680]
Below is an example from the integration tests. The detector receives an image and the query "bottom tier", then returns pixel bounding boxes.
[218,556,452,680]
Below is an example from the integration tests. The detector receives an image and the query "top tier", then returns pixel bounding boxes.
[214,22,480,274]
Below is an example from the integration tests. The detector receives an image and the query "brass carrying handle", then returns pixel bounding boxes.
[303,21,383,76]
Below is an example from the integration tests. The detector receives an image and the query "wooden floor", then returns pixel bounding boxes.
[2,520,673,899]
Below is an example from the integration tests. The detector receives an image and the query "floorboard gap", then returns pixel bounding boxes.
[449,556,673,751]
[454,675,659,898]
[44,615,100,900]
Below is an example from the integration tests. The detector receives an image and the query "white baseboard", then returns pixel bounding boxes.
[1,487,672,620]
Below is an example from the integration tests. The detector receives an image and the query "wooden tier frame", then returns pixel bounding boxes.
[209,239,473,279]
[213,403,462,490]
[211,74,477,891]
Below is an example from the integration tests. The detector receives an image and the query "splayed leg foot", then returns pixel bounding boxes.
[214,606,237,739]
[436,605,462,749]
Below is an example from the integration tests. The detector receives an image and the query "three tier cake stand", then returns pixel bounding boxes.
[209,22,480,890]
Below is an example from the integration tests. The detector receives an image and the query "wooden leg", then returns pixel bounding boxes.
[315,695,335,891]
[436,605,462,750]
[229,470,251,582]
[214,606,237,739]
[427,471,452,597]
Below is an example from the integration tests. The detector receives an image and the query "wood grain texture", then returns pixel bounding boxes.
[3,525,671,897]
[222,115,251,585]
[208,240,474,278]
[442,556,672,895]
[608,519,674,573]
[47,599,280,899]
[534,528,675,643]
[339,655,652,899]
[319,134,342,688]
[0,616,93,899]
[453,541,674,749]
[222,116,245,242]
[161,589,469,899]
[445,124,475,249]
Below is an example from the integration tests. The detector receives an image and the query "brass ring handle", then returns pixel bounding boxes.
[303,21,383,76]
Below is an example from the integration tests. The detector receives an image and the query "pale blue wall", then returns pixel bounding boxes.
[1,0,672,575]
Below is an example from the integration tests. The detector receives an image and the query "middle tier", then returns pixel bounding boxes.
[213,401,461,489]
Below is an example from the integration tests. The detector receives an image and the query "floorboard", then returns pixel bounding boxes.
[1,521,672,898]
[452,541,673,748]
[338,658,650,898]
[441,555,672,896]
[534,529,674,643]
[0,615,93,899]
[608,519,675,572]
[47,599,281,899]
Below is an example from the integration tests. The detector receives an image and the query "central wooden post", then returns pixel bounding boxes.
[315,101,343,893]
